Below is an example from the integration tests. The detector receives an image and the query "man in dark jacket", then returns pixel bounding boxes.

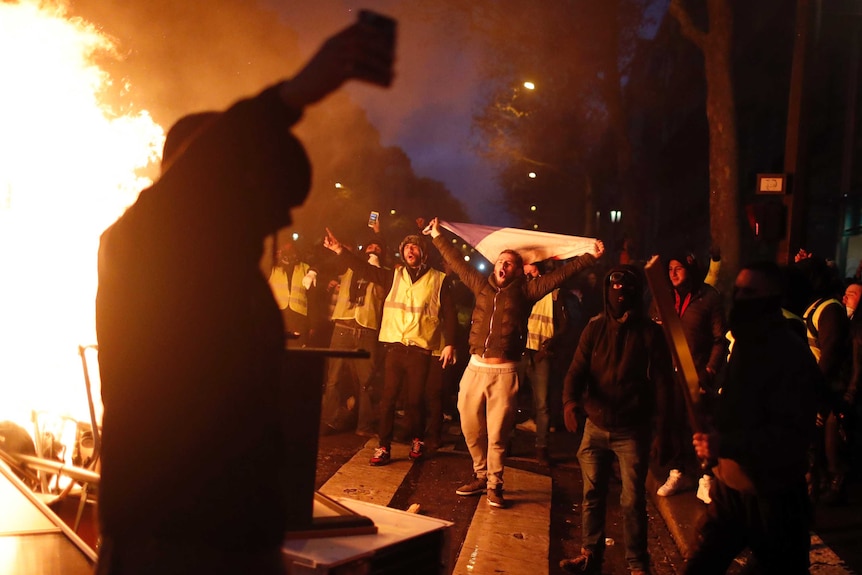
[684,261,820,574]
[95,22,394,575]
[560,266,674,575]
[425,217,603,509]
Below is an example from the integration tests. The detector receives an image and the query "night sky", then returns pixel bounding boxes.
[270,0,512,225]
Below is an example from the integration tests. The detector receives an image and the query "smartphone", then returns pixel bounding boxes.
[358,9,396,87]
[368,211,379,228]
[359,9,396,38]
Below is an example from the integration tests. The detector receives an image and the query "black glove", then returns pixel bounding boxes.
[709,245,721,262]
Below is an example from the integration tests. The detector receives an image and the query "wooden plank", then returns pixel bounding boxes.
[643,256,702,415]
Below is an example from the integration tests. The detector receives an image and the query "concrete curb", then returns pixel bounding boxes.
[646,470,707,559]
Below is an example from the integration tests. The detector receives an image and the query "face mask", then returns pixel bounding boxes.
[367,253,380,268]
[847,306,855,319]
[608,284,636,319]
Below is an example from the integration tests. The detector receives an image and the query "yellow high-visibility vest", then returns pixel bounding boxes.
[330,268,385,330]
[268,263,309,315]
[378,267,445,351]
[803,298,842,363]
[526,290,556,351]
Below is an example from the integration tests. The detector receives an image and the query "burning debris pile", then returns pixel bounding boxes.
[0,0,163,438]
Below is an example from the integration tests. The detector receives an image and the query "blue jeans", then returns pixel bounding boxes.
[320,321,379,433]
[577,419,650,572]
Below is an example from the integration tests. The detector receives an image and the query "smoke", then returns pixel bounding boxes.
[67,0,497,246]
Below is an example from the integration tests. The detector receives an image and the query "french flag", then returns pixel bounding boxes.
[438,221,598,264]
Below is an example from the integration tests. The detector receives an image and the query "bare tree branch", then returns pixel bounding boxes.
[669,0,707,50]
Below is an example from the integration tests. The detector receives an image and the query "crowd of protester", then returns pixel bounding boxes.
[288,224,861,573]
[88,11,858,572]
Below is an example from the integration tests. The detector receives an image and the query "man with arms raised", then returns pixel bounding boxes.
[424,217,603,508]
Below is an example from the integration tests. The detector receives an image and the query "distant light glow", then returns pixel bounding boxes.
[523,81,535,90]
[464,255,471,262]
[528,172,537,179]
[292,232,299,241]
[477,262,486,271]
[335,182,343,189]
[390,209,396,215]
[533,224,539,230]
[530,205,537,211]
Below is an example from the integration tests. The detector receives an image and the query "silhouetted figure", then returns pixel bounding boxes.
[684,261,821,574]
[95,20,394,575]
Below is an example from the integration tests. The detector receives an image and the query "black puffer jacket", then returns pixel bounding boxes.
[563,265,674,433]
[677,283,727,379]
[432,235,596,361]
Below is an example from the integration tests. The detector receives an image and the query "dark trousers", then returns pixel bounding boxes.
[320,321,380,433]
[684,479,812,574]
[424,357,444,447]
[378,344,432,447]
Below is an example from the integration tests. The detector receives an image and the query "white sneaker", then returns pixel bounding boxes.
[657,469,687,496]
[697,475,713,504]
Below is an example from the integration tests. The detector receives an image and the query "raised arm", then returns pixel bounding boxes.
[279,20,394,110]
[526,240,604,301]
[424,217,486,293]
[323,227,392,289]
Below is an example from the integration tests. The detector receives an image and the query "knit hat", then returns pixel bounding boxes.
[399,234,426,263]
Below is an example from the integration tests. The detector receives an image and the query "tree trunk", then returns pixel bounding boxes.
[703,0,739,293]
[670,0,740,292]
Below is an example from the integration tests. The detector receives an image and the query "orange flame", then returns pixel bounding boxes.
[0,1,164,436]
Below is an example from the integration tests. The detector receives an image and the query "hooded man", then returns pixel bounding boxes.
[323,228,456,466]
[560,266,674,575]
[684,261,820,574]
[424,217,603,509]
[656,252,727,503]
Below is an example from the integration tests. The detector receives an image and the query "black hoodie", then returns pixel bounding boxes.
[563,265,674,433]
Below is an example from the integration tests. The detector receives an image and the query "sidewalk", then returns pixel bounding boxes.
[646,469,704,560]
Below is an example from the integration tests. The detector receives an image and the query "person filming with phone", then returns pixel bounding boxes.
[95,15,396,575]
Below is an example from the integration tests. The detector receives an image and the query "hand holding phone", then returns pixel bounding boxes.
[278,9,397,108]
[357,9,396,87]
[368,211,380,228]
